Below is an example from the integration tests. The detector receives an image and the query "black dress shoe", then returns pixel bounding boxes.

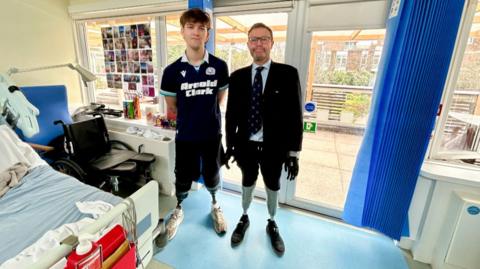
[231,214,250,246]
[266,219,285,255]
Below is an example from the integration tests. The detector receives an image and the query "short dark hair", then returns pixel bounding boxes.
[180,8,211,29]
[247,23,273,38]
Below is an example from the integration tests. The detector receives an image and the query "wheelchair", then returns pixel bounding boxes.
[51,114,155,193]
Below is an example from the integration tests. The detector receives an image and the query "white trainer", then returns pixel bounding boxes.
[211,205,227,234]
[166,208,184,240]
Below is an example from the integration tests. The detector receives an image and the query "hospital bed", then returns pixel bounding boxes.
[0,125,160,268]
[0,81,160,268]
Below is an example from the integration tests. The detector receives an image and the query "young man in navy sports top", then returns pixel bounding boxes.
[160,8,229,240]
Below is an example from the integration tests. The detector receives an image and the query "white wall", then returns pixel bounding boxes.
[0,0,82,104]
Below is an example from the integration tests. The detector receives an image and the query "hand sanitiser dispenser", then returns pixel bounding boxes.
[66,233,102,269]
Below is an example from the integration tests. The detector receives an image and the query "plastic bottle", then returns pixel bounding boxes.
[133,95,141,119]
[76,233,94,255]
[65,233,102,269]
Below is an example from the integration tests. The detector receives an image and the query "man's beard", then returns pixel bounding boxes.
[254,54,265,62]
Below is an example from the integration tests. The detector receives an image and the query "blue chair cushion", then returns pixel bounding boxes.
[17,85,72,146]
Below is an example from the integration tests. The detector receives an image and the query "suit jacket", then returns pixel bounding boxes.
[226,61,303,159]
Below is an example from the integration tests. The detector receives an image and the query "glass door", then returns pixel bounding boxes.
[285,29,386,217]
[215,12,289,197]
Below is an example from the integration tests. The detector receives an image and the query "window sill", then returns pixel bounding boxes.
[433,150,480,160]
[420,160,480,187]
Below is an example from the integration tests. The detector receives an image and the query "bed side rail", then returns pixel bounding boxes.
[31,180,159,269]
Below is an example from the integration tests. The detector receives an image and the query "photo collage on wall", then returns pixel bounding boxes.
[101,24,155,99]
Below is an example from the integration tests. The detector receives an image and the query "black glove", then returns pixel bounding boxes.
[222,147,236,169]
[284,156,299,180]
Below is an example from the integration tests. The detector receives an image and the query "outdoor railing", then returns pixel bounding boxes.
[306,85,480,134]
[306,84,373,130]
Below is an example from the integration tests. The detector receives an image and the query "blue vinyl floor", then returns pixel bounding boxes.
[153,189,408,269]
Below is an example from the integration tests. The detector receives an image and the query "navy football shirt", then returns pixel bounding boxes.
[160,52,228,141]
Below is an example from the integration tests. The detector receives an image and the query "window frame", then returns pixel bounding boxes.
[428,0,480,169]
[73,2,297,114]
[335,50,348,70]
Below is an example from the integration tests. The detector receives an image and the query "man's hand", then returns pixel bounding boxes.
[284,156,299,180]
[222,147,236,169]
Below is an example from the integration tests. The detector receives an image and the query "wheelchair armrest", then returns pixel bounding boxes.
[110,140,134,151]
[130,152,155,163]
[28,142,55,152]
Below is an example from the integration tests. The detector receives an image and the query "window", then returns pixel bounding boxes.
[345,41,356,50]
[214,13,287,73]
[335,51,348,70]
[433,2,480,167]
[166,14,186,65]
[310,30,384,89]
[316,48,332,71]
[85,16,157,109]
[371,46,383,72]
[301,29,386,208]
[360,50,369,69]
[214,12,288,189]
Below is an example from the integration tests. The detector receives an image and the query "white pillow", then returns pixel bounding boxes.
[0,125,46,173]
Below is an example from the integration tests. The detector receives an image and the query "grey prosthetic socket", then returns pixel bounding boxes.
[266,187,278,220]
[242,184,256,215]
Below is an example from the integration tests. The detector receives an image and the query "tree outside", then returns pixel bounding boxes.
[343,93,371,120]
[167,44,186,64]
[316,70,374,87]
[215,42,286,73]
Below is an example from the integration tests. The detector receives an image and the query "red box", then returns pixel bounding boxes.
[111,244,136,269]
[98,225,126,259]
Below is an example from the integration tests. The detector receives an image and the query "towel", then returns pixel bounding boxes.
[76,200,115,219]
[0,162,29,197]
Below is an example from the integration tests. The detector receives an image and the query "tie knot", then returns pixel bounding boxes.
[256,66,264,73]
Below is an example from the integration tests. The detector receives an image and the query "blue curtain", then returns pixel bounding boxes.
[343,0,465,239]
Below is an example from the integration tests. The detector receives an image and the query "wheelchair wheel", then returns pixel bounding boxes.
[52,158,87,182]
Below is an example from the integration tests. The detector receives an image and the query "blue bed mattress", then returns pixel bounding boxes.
[0,165,121,263]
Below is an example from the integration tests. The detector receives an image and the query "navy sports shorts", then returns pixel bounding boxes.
[174,135,222,194]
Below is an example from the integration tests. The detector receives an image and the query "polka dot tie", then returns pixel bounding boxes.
[248,66,264,135]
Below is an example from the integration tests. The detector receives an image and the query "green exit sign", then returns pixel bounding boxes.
[303,121,317,133]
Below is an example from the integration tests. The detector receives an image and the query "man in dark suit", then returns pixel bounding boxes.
[224,22,303,255]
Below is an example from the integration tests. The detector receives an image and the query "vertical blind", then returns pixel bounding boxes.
[343,0,466,239]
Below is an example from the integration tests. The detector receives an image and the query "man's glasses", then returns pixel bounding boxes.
[248,36,272,43]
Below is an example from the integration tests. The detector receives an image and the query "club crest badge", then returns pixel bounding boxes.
[206,67,216,75]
